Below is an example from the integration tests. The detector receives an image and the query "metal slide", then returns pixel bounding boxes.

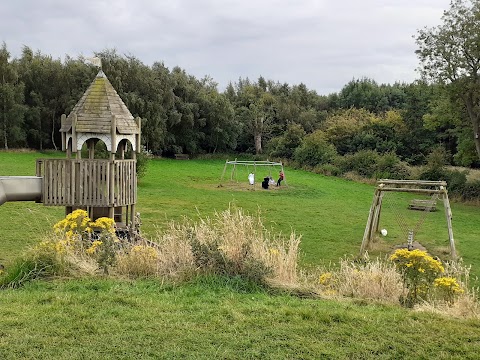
[0,176,42,206]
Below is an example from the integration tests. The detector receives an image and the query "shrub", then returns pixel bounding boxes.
[293,131,337,167]
[390,249,444,306]
[335,150,380,178]
[313,163,342,177]
[374,152,411,179]
[433,277,464,305]
[461,180,480,201]
[190,236,271,285]
[135,147,153,179]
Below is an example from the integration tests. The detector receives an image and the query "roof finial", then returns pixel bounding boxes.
[85,56,102,69]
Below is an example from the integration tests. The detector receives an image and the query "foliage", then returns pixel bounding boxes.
[135,147,152,178]
[53,209,118,274]
[416,0,480,160]
[390,249,444,306]
[434,277,464,305]
[267,123,305,159]
[293,130,337,167]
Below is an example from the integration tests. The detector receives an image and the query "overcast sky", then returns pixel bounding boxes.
[1,0,451,94]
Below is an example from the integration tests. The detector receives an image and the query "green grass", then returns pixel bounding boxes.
[0,277,478,359]
[1,152,480,274]
[1,151,480,358]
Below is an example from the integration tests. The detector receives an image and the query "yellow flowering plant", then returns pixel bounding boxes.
[390,248,444,306]
[434,276,464,305]
[53,210,119,274]
[53,209,93,242]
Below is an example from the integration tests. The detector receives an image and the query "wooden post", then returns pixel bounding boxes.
[135,117,142,153]
[442,189,457,259]
[360,189,380,256]
[231,158,237,181]
[371,191,384,234]
[61,114,66,151]
[221,160,228,182]
[72,114,78,159]
[88,139,95,159]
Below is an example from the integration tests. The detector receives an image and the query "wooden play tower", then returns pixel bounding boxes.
[35,70,141,228]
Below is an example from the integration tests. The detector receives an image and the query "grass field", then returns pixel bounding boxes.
[2,151,480,275]
[1,151,480,358]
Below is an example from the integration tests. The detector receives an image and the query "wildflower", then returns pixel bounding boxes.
[319,272,332,285]
[269,248,279,256]
[86,240,103,255]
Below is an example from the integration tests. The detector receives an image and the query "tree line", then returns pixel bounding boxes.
[0,0,479,168]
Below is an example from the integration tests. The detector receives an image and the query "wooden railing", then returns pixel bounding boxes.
[36,159,136,207]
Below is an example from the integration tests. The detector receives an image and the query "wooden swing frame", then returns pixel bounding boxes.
[220,159,287,189]
[360,179,456,259]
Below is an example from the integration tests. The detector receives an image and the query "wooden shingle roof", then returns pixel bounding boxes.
[60,70,139,135]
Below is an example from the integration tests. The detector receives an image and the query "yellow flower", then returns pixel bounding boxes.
[319,272,332,285]
[86,240,103,255]
[269,248,279,256]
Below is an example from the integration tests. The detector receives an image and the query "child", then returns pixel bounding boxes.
[277,171,284,186]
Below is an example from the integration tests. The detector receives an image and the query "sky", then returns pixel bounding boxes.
[0,0,451,95]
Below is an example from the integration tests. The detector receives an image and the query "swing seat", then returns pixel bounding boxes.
[408,199,437,211]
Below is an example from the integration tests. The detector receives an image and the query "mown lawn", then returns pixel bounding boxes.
[0,278,479,359]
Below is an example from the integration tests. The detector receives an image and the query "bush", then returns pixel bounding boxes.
[418,146,449,181]
[390,249,444,307]
[375,152,411,179]
[444,169,468,195]
[461,180,480,201]
[293,131,337,167]
[313,163,342,177]
[335,150,380,178]
[136,147,152,179]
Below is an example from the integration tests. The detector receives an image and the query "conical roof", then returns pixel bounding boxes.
[60,70,139,134]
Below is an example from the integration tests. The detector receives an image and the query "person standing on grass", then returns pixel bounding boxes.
[277,171,284,186]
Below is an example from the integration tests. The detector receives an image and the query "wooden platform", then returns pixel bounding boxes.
[36,159,137,207]
[174,154,189,160]
[408,199,437,211]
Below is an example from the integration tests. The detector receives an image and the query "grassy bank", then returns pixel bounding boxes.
[0,277,479,359]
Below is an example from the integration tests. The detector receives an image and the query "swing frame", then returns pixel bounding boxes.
[220,159,287,189]
[360,179,456,259]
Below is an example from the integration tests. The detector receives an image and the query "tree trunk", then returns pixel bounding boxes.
[254,114,263,154]
[472,117,480,160]
[51,112,57,151]
[254,131,262,154]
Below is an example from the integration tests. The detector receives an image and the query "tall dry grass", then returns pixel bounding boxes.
[115,206,301,285]
[310,255,404,303]
[415,259,480,318]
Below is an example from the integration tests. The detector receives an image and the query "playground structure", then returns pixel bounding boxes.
[221,159,287,189]
[0,70,141,228]
[360,179,456,259]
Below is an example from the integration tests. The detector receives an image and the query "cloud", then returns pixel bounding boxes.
[0,0,451,94]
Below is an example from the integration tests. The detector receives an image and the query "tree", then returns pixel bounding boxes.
[0,43,25,149]
[415,0,480,160]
